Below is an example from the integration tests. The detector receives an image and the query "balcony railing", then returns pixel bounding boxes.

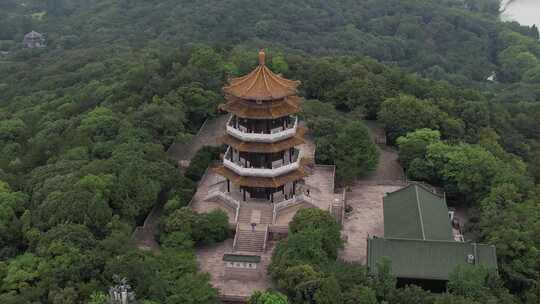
[223,147,300,178]
[226,116,298,143]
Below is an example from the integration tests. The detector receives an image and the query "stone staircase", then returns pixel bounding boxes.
[234,225,268,253]
[233,203,272,253]
[238,202,273,224]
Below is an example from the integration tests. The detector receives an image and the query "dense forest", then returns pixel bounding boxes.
[1,0,540,303]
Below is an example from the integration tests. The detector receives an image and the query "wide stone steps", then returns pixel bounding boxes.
[234,229,267,253]
[238,203,273,224]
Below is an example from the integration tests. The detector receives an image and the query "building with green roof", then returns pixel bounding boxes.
[367,238,498,281]
[368,184,498,291]
[383,184,453,241]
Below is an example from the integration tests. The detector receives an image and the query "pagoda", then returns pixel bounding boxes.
[213,49,308,204]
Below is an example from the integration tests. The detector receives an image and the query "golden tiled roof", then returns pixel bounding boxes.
[223,50,300,101]
[219,95,302,119]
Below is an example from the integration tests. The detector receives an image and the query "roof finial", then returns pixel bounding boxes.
[258,49,266,66]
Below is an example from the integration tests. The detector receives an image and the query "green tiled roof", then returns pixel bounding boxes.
[367,237,498,281]
[223,254,261,263]
[383,184,453,241]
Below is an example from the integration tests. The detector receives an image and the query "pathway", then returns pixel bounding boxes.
[133,115,229,251]
[339,120,406,262]
[168,114,229,163]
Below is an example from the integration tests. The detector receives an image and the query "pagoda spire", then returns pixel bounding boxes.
[258,49,266,66]
[223,49,300,101]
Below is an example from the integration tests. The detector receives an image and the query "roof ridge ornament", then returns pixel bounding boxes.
[258,49,266,66]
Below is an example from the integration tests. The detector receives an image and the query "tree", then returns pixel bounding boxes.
[1,253,42,300]
[426,142,502,202]
[276,264,322,300]
[397,129,441,169]
[248,291,289,304]
[271,229,330,276]
[343,286,377,304]
[480,191,540,293]
[378,95,446,142]
[163,208,229,246]
[448,265,490,300]
[289,209,343,259]
[373,258,396,301]
[314,276,343,304]
[134,100,187,147]
[0,118,26,143]
[313,119,379,185]
[172,86,220,129]
[185,146,222,182]
[0,182,27,259]
[163,273,218,304]
[78,107,120,141]
[88,291,107,304]
[388,285,433,304]
[184,46,225,90]
[332,121,379,185]
[37,174,114,235]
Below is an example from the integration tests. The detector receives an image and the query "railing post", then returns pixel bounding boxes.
[262,225,269,252]
[272,204,276,225]
[232,223,239,251]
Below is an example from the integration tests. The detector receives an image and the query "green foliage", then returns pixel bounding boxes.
[88,291,107,304]
[248,291,289,304]
[163,207,229,246]
[379,95,448,143]
[0,182,27,259]
[397,129,441,169]
[480,187,540,293]
[343,285,377,304]
[388,285,433,304]
[1,0,540,302]
[302,101,379,184]
[448,265,491,300]
[314,276,343,304]
[185,146,222,182]
[271,229,330,276]
[289,209,343,260]
[373,257,397,301]
[276,264,322,300]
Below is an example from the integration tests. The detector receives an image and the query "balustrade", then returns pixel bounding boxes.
[223,147,300,178]
[226,116,298,143]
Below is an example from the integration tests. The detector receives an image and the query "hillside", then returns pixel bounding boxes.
[0,0,540,303]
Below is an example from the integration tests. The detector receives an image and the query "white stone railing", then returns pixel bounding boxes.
[223,147,300,178]
[271,193,328,224]
[224,158,300,178]
[232,222,240,250]
[226,116,298,143]
[262,224,269,252]
[272,196,301,224]
[207,189,240,222]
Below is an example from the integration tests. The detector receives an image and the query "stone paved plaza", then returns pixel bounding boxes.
[196,239,275,298]
[339,184,404,263]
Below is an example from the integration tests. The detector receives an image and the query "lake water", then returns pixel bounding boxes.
[501,0,540,27]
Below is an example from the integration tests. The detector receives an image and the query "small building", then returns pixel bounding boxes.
[367,184,497,291]
[23,31,46,48]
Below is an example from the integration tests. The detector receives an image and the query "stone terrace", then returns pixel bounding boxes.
[339,184,403,263]
[196,239,275,299]
[339,121,406,263]
[190,171,237,225]
[274,165,340,227]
